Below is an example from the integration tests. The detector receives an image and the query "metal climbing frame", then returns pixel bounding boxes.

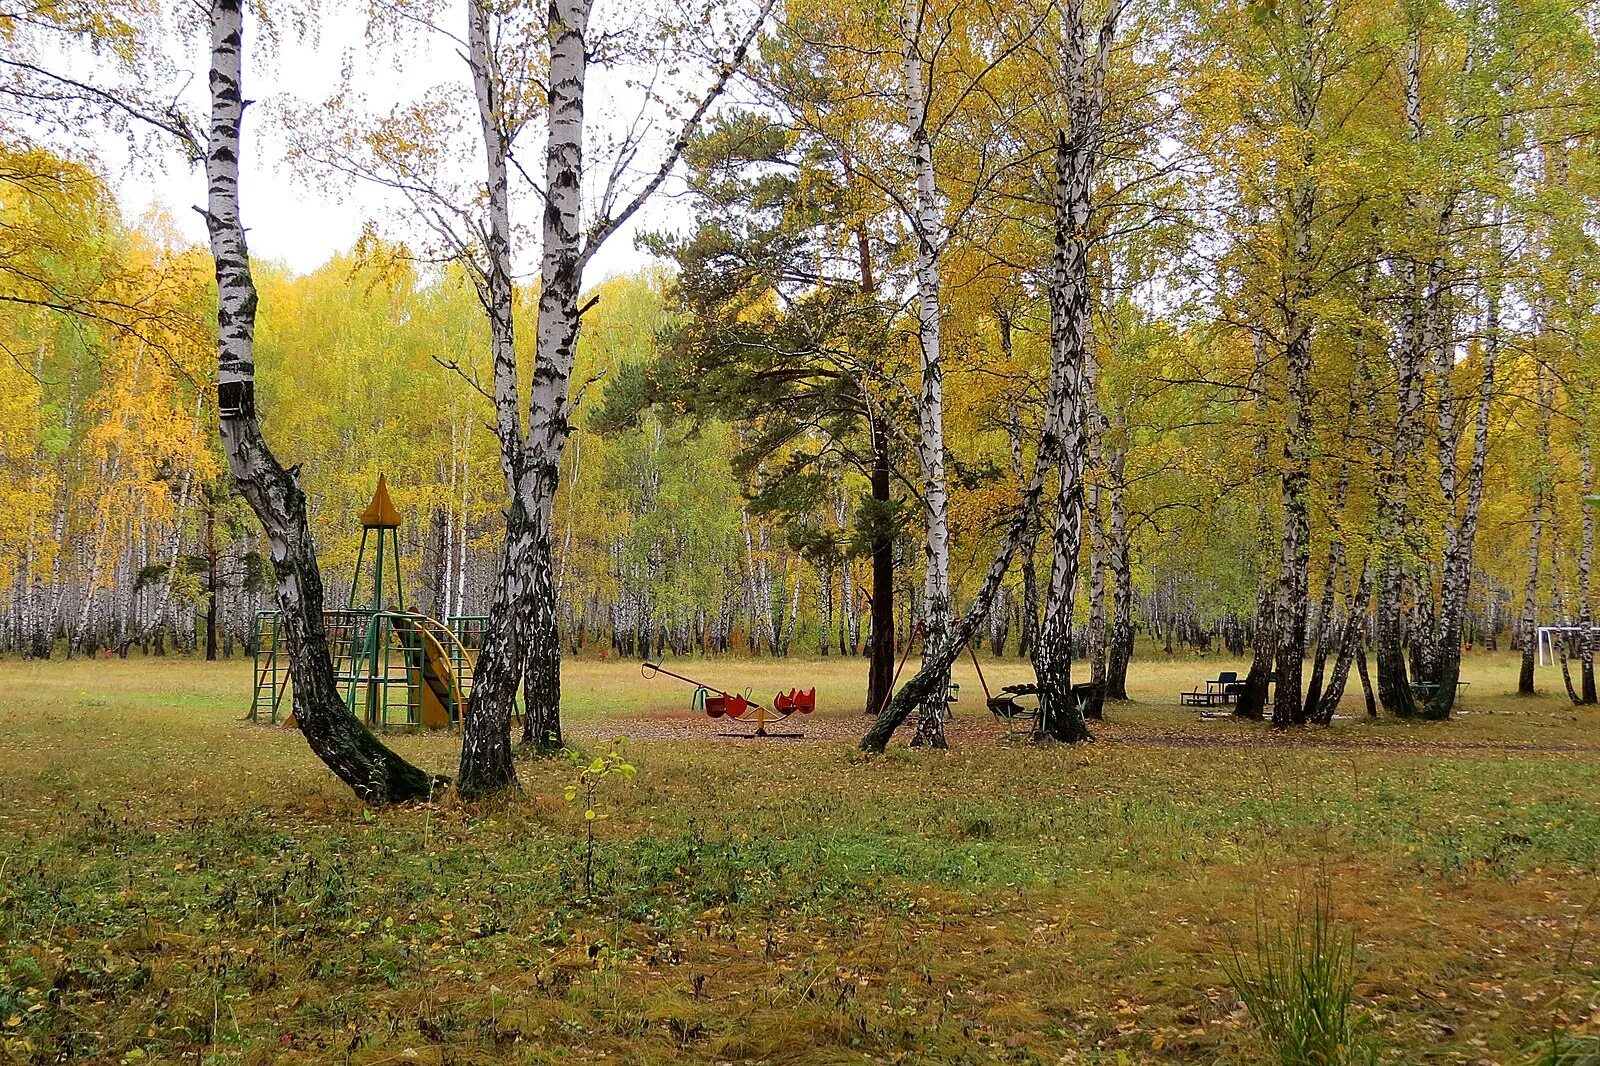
[248,609,484,730]
[250,610,289,724]
[247,478,492,731]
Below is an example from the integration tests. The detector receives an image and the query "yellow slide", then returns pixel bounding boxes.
[412,624,459,729]
[392,614,473,729]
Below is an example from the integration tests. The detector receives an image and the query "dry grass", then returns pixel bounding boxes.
[3,649,1600,1063]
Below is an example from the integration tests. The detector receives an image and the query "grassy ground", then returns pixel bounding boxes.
[3,649,1600,1063]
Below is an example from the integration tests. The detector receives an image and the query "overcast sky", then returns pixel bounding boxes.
[107,4,664,283]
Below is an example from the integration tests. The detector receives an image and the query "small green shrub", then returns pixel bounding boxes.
[1222,879,1378,1066]
[563,740,636,897]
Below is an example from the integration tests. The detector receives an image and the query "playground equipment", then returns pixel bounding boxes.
[960,643,1102,740]
[250,476,487,730]
[642,661,815,738]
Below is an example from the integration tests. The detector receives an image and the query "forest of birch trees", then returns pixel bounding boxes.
[6,0,1600,784]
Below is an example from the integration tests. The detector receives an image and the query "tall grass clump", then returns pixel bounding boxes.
[1524,1035,1600,1066]
[1222,878,1378,1066]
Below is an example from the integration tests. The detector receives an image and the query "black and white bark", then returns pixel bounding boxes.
[1313,561,1372,723]
[457,0,776,791]
[1305,373,1364,716]
[1235,254,1276,721]
[900,0,952,749]
[861,344,1076,751]
[1032,0,1123,745]
[1426,182,1503,717]
[1271,174,1315,727]
[458,0,535,795]
[202,0,440,804]
[1376,32,1432,718]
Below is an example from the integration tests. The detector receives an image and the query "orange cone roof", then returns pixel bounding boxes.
[358,474,402,529]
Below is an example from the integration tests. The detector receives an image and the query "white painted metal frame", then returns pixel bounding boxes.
[1536,625,1600,666]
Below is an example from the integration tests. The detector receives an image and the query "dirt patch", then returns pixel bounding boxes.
[569,709,1600,754]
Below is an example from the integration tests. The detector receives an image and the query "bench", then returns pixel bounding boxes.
[1182,671,1241,707]
[1410,680,1470,701]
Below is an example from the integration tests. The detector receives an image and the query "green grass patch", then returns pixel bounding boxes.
[3,654,1600,1062]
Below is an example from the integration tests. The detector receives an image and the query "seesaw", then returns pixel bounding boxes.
[641,661,815,738]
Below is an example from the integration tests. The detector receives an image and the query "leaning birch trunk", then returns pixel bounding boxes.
[1303,407,1357,714]
[861,380,1070,752]
[1313,561,1373,723]
[202,0,439,804]
[1306,353,1367,712]
[901,0,951,748]
[861,209,1089,752]
[1303,528,1343,714]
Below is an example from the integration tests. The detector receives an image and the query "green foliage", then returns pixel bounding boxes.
[1223,877,1379,1066]
[564,741,638,897]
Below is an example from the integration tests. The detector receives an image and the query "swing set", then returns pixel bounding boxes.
[250,476,486,731]
[874,626,1099,740]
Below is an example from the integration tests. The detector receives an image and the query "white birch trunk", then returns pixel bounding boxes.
[1031,0,1122,742]
[901,0,952,747]
[203,0,437,803]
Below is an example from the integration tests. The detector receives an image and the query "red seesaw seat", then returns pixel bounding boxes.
[774,688,815,714]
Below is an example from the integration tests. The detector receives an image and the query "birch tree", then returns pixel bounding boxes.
[298,0,774,794]
[1029,0,1125,743]
[201,0,441,803]
[460,0,776,793]
[899,0,955,748]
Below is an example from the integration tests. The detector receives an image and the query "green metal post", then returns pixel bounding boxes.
[390,528,405,613]
[364,528,385,724]
[348,528,369,609]
[250,613,260,722]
